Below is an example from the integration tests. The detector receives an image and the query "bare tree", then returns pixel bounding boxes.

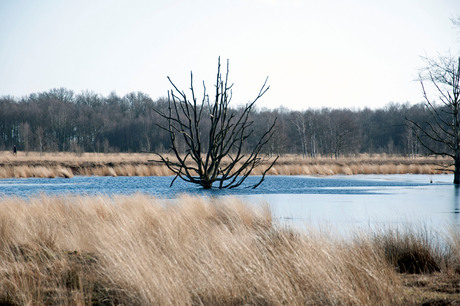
[19,122,31,153]
[324,109,359,158]
[407,55,460,183]
[153,58,278,189]
[404,124,419,158]
[294,111,309,158]
[36,126,45,155]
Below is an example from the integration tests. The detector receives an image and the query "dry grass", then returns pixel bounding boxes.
[0,151,452,178]
[0,194,403,305]
[263,154,449,176]
[368,225,460,304]
[387,225,460,304]
[401,272,460,305]
[0,194,458,305]
[371,226,454,274]
[0,151,155,164]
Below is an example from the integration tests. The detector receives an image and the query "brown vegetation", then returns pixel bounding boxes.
[0,151,452,179]
[0,194,458,305]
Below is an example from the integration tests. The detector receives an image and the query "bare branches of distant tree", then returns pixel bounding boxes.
[407,55,460,183]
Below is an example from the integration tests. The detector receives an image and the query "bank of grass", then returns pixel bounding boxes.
[372,225,460,305]
[0,151,451,178]
[0,194,458,305]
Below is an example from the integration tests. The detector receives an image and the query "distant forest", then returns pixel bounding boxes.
[0,88,441,157]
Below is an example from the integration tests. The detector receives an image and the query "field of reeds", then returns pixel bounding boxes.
[0,194,458,305]
[0,151,452,178]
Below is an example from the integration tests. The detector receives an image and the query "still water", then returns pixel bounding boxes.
[0,174,458,232]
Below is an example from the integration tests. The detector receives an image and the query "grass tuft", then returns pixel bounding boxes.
[371,226,453,274]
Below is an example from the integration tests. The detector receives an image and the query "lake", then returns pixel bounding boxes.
[0,174,458,233]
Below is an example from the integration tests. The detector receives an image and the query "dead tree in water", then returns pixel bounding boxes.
[407,55,460,184]
[154,58,278,189]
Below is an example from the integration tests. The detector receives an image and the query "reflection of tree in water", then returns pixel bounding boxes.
[454,186,460,223]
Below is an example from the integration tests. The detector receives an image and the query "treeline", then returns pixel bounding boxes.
[0,88,435,157]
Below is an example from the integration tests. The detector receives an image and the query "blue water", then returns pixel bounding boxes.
[0,174,458,232]
[0,174,437,197]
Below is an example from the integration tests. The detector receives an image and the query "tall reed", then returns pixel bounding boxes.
[0,194,406,305]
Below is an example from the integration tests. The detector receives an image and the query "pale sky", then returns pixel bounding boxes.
[0,0,459,110]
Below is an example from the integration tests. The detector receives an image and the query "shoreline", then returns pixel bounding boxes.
[0,151,452,179]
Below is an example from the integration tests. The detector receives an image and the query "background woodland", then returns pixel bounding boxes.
[0,88,438,157]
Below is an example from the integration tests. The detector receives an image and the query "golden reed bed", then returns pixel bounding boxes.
[0,194,458,305]
[0,151,451,178]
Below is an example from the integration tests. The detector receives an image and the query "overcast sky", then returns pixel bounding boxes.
[0,0,459,110]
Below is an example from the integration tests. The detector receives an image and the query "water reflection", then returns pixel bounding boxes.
[455,185,460,221]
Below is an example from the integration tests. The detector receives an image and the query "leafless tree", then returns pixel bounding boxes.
[407,55,460,183]
[404,124,419,158]
[324,110,359,158]
[294,112,309,158]
[36,127,44,155]
[153,58,278,189]
[19,122,31,154]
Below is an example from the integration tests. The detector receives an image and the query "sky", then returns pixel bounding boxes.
[0,0,459,110]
